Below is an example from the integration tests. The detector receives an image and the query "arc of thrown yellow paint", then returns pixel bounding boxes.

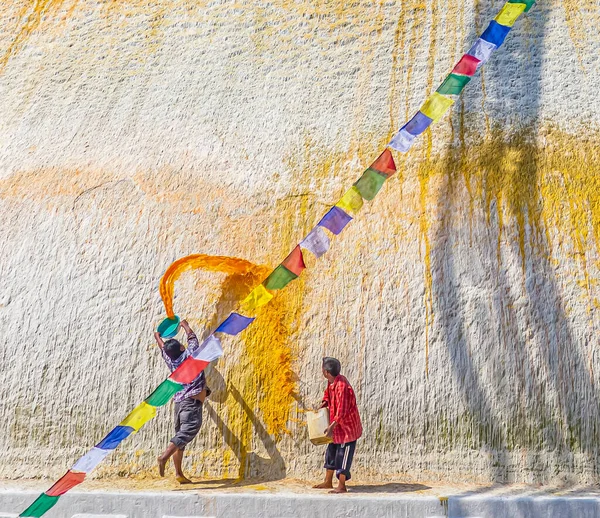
[159,254,269,318]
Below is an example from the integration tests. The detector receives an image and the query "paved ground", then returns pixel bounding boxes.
[2,478,600,517]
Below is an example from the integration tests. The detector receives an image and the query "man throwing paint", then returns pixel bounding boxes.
[313,357,363,493]
[154,319,211,484]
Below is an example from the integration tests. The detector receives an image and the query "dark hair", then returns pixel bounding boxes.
[164,339,184,361]
[322,357,341,377]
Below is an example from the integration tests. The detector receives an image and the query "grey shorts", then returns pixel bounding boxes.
[171,398,203,450]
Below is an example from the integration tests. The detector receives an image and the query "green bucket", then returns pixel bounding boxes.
[157,315,180,338]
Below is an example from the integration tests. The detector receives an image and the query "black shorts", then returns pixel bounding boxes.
[171,398,203,450]
[324,441,356,480]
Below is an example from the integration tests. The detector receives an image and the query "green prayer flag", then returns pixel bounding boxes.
[20,493,60,517]
[263,265,297,290]
[354,168,386,201]
[437,73,471,95]
[508,0,534,12]
[145,379,182,407]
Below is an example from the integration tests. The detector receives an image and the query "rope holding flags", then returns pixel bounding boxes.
[18,1,535,516]
[388,1,533,152]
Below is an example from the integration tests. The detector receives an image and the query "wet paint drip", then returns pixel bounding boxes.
[561,0,600,70]
[416,125,600,325]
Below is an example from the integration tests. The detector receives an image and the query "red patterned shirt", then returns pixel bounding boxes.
[322,375,362,444]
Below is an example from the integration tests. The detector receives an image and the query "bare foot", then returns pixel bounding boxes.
[313,482,334,489]
[329,486,347,494]
[157,457,167,477]
[176,475,193,484]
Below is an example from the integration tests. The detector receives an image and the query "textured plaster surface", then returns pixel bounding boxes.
[0,0,600,486]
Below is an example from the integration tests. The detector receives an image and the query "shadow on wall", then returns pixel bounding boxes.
[198,266,296,481]
[428,1,599,482]
[205,374,287,482]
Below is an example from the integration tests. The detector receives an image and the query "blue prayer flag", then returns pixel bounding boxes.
[317,206,353,235]
[215,313,255,335]
[96,425,134,450]
[480,20,511,47]
[403,111,433,136]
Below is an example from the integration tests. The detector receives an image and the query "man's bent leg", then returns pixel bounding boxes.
[169,399,203,482]
[157,442,179,477]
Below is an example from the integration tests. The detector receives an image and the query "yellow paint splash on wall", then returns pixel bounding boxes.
[208,268,299,478]
[414,125,600,335]
[158,253,299,478]
[0,0,73,71]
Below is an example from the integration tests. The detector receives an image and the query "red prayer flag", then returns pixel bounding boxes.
[46,470,86,497]
[169,357,209,384]
[282,245,306,276]
[369,149,396,178]
[452,54,480,77]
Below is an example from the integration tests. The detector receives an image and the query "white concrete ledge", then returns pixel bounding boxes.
[2,490,600,518]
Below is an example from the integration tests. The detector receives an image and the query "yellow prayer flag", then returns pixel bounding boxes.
[241,284,273,311]
[119,402,157,432]
[495,2,526,27]
[335,186,364,215]
[420,92,455,123]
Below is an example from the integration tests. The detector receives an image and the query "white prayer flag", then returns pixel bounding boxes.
[388,128,416,153]
[467,38,497,67]
[300,227,331,258]
[72,447,111,473]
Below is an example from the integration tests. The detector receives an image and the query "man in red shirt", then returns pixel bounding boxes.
[313,357,363,493]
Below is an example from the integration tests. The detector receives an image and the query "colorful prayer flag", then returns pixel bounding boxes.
[281,245,306,276]
[354,169,387,201]
[19,494,60,517]
[192,335,223,362]
[480,20,511,47]
[46,471,86,497]
[263,264,298,290]
[119,402,157,432]
[369,149,396,178]
[170,336,223,384]
[452,54,480,76]
[495,2,526,26]
[71,447,111,473]
[240,284,273,311]
[145,378,183,407]
[509,0,535,12]
[317,206,353,234]
[215,312,255,335]
[467,38,497,64]
[404,111,434,136]
[437,73,472,96]
[95,425,134,450]
[335,186,364,215]
[300,227,330,258]
[388,128,415,152]
[420,92,455,123]
[169,357,209,384]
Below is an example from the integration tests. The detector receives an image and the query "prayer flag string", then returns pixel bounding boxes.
[19,2,534,516]
[388,1,531,153]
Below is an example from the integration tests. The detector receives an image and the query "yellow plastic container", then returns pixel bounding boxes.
[306,408,333,445]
